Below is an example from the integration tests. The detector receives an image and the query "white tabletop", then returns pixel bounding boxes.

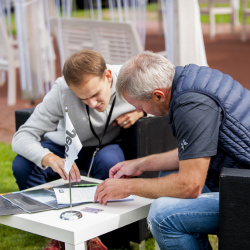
[0,176,154,250]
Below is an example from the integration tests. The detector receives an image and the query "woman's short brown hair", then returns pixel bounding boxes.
[62,50,107,86]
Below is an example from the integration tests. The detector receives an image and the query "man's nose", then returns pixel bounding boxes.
[86,98,97,108]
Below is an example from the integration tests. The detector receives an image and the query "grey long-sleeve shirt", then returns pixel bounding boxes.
[12,64,136,169]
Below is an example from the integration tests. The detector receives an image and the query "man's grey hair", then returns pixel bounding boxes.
[116,51,175,101]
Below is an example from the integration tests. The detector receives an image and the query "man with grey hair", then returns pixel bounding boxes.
[95,51,250,249]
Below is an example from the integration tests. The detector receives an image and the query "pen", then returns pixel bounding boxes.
[72,184,99,187]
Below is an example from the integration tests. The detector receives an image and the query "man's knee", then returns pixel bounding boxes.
[96,144,125,167]
[12,155,36,190]
[12,155,31,178]
[147,197,181,231]
[91,144,125,179]
[148,198,167,227]
[12,154,53,190]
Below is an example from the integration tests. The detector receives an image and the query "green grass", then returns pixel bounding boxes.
[0,143,18,193]
[200,3,231,23]
[6,2,250,36]
[0,142,218,249]
[0,142,49,250]
[200,2,250,24]
[72,2,249,25]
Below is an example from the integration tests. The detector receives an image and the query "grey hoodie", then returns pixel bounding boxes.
[12,64,135,169]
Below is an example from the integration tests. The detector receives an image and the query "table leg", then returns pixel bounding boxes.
[65,241,87,250]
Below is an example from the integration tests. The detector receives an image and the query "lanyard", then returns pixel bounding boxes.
[86,96,116,177]
[86,95,116,147]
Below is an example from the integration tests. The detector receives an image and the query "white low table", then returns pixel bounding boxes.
[0,176,154,250]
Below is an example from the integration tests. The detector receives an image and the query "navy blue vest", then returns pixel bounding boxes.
[169,64,250,166]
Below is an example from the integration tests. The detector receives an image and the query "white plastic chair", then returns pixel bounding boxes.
[0,18,19,106]
[199,0,237,38]
[50,18,143,65]
[242,0,250,41]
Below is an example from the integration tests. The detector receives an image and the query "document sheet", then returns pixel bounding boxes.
[54,186,133,205]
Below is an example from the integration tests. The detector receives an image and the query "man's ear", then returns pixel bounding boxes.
[105,69,112,83]
[152,89,166,103]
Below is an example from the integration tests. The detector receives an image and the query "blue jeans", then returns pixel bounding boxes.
[147,171,219,250]
[12,140,125,190]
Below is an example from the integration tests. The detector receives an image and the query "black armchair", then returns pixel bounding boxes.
[15,107,177,246]
[219,167,250,250]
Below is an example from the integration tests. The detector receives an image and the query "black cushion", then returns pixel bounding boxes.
[219,167,250,250]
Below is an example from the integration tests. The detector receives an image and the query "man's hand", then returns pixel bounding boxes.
[41,153,81,182]
[94,178,130,205]
[109,158,143,179]
[113,110,144,128]
[94,156,212,204]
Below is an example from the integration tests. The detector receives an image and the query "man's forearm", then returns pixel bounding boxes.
[129,157,210,199]
[139,148,179,173]
[125,173,188,199]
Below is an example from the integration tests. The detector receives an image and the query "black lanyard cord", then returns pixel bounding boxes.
[86,96,116,148]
